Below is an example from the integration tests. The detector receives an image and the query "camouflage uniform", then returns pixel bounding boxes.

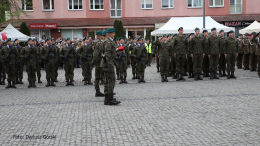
[208,35,220,78]
[93,38,104,90]
[236,38,243,68]
[187,40,193,77]
[36,46,42,83]
[0,45,6,84]
[155,45,160,72]
[225,37,238,78]
[14,44,24,83]
[203,37,210,76]
[242,38,250,70]
[219,36,226,76]
[132,44,148,82]
[190,36,205,76]
[117,44,130,83]
[129,43,137,78]
[53,44,60,81]
[248,39,257,71]
[168,40,176,78]
[250,35,260,76]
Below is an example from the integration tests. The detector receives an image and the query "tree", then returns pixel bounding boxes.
[113,20,125,41]
[19,21,31,36]
[145,28,155,42]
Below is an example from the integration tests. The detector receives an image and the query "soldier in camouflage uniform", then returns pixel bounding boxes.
[202,30,210,77]
[0,39,6,85]
[248,32,257,71]
[155,34,172,82]
[52,38,60,82]
[92,31,105,97]
[187,33,194,78]
[20,38,39,88]
[77,36,93,85]
[218,30,227,77]
[225,30,238,79]
[41,37,57,87]
[190,28,205,81]
[236,34,244,69]
[117,38,129,84]
[115,37,121,80]
[60,37,77,86]
[242,33,250,70]
[173,27,188,81]
[208,27,220,79]
[132,37,148,83]
[35,39,42,83]
[100,28,120,105]
[154,37,160,73]
[250,32,260,78]
[129,37,138,79]
[13,39,24,84]
[170,34,177,79]
[0,38,19,88]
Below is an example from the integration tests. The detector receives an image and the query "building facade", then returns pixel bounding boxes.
[1,0,260,39]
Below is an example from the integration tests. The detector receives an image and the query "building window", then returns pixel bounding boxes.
[21,0,33,11]
[188,0,202,8]
[141,0,153,9]
[230,0,242,14]
[42,0,54,11]
[162,0,173,8]
[110,0,121,18]
[209,0,224,7]
[90,0,104,10]
[68,0,82,10]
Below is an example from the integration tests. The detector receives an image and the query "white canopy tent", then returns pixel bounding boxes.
[239,21,260,34]
[0,24,33,42]
[151,16,235,36]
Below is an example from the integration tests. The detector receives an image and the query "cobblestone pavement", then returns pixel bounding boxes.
[0,64,260,145]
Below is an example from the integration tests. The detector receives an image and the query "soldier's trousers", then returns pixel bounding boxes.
[103,68,115,94]
[16,62,23,79]
[0,62,6,79]
[64,62,74,81]
[176,54,186,74]
[188,56,193,72]
[55,61,59,78]
[159,57,170,76]
[26,63,36,81]
[131,58,136,74]
[203,54,209,73]
[193,54,203,74]
[81,61,92,79]
[119,60,127,77]
[156,56,160,69]
[45,62,56,80]
[170,56,176,74]
[36,63,41,78]
[5,64,16,82]
[184,59,188,73]
[243,54,250,69]
[236,53,243,68]
[209,54,219,72]
[218,53,226,71]
[250,53,257,70]
[136,60,146,77]
[226,54,236,72]
[94,62,102,90]
[257,56,260,76]
[148,53,152,64]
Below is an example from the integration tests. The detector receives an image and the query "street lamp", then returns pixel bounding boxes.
[203,0,205,28]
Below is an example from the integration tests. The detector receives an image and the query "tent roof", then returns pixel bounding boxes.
[0,24,33,42]
[151,16,235,36]
[239,21,260,34]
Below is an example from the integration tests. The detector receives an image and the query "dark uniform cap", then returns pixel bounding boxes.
[14,38,18,42]
[219,30,224,33]
[65,37,70,41]
[82,37,86,41]
[211,27,216,31]
[102,31,106,36]
[194,27,200,31]
[106,28,116,33]
[32,38,36,41]
[163,34,167,37]
[202,30,208,33]
[51,38,55,41]
[27,38,32,42]
[238,34,242,36]
[137,37,142,41]
[178,27,183,31]
[190,33,194,35]
[228,30,234,34]
[187,35,190,38]
[6,38,11,43]
[96,30,103,36]
[116,37,121,41]
[45,37,51,41]
[251,32,256,35]
[173,34,177,37]
[245,33,249,36]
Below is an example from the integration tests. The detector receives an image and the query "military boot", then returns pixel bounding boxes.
[227,72,231,79]
[161,75,165,82]
[51,80,56,87]
[15,78,19,84]
[157,68,160,73]
[219,70,223,77]
[119,76,124,84]
[183,72,188,76]
[194,73,198,81]
[172,73,176,79]
[180,74,186,81]
[0,78,2,85]
[46,79,50,87]
[66,80,70,86]
[100,78,104,85]
[38,77,42,83]
[210,72,214,80]
[104,94,109,105]
[116,74,120,80]
[82,78,86,81]
[132,74,135,80]
[223,70,227,76]
[70,80,74,86]
[2,79,5,85]
[28,81,32,88]
[231,72,237,79]
[164,75,168,82]
[95,89,105,97]
[214,72,219,79]
[19,78,24,84]
[141,76,146,83]
[188,72,192,78]
[107,94,120,105]
[176,73,180,81]
[124,76,128,84]
[6,81,11,89]
[84,78,88,85]
[88,79,93,85]
[138,77,141,83]
[11,81,16,88]
[198,74,203,80]
[32,81,36,88]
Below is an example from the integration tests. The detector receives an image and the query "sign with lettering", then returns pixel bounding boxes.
[29,23,57,29]
[223,21,254,27]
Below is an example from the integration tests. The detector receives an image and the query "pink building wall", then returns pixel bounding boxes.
[245,0,260,14]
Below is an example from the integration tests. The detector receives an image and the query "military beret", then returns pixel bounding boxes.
[173,34,177,37]
[27,38,32,42]
[187,35,190,38]
[202,30,208,33]
[190,33,194,35]
[45,37,51,41]
[14,38,18,42]
[201,34,204,37]
[106,28,116,33]
[178,27,183,31]
[5,38,11,43]
[102,31,106,36]
[145,39,149,41]
[133,36,136,39]
[32,38,36,41]
[163,34,167,37]
[228,30,234,34]
[167,34,170,37]
[245,33,249,36]
[65,37,70,41]
[251,32,256,35]
[82,37,86,41]
[219,30,224,33]
[238,34,242,36]
[116,37,120,41]
[194,27,200,31]
[51,38,55,41]
[137,37,142,41]
[121,37,124,40]
[96,30,103,36]
[211,27,216,31]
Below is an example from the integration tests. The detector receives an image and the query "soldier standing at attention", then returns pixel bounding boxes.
[100,28,121,105]
[117,38,129,84]
[92,31,105,97]
[174,27,188,81]
[77,36,93,85]
[145,39,152,67]
[13,39,24,84]
[20,38,39,88]
[190,28,205,81]
[208,27,220,79]
[188,33,194,78]
[60,38,77,86]
[52,38,60,82]
[203,30,210,77]
[115,37,121,80]
[248,32,257,71]
[218,30,227,77]
[242,33,250,70]
[171,34,177,79]
[155,36,160,73]
[236,34,244,69]
[132,37,148,83]
[129,37,138,79]
[0,40,6,85]
[35,39,42,83]
[250,32,260,78]
[225,30,238,79]
[41,37,57,87]
[0,38,19,88]
[155,34,172,82]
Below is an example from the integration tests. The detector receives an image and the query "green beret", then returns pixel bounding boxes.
[46,37,51,41]
[219,30,224,33]
[85,36,89,39]
[32,38,36,41]
[116,37,120,41]
[133,36,136,39]
[228,30,234,34]
[201,34,204,37]
[163,34,167,37]
[6,38,11,43]
[145,39,149,41]
[82,37,86,41]
[238,34,242,36]
[245,33,249,36]
[211,27,216,31]
[137,37,142,41]
[178,27,183,31]
[173,34,177,37]
[167,34,170,37]
[190,33,194,35]
[194,27,200,31]
[27,38,32,42]
[106,28,116,33]
[121,37,124,40]
[51,38,55,41]
[202,30,208,33]
[187,35,190,38]
[96,30,103,36]
[251,32,256,35]
[14,38,18,42]
[102,31,106,36]
[65,37,70,41]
